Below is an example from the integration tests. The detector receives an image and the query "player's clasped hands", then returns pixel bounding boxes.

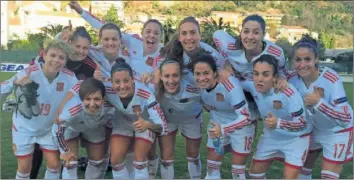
[60,151,77,168]
[265,112,277,130]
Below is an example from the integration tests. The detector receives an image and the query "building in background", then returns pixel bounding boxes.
[1,1,9,47]
[277,25,319,44]
[91,1,124,18]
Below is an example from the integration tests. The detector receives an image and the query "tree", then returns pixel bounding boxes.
[40,24,65,38]
[200,17,237,49]
[103,5,124,28]
[267,22,278,38]
[26,32,48,48]
[163,18,179,44]
[86,26,99,45]
[275,38,293,61]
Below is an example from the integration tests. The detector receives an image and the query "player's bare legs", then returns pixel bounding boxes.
[110,136,132,179]
[43,150,60,179]
[249,160,271,179]
[62,138,79,179]
[185,137,202,179]
[85,140,105,179]
[133,138,153,179]
[299,150,320,179]
[205,149,223,179]
[15,154,33,179]
[147,138,159,178]
[159,132,177,179]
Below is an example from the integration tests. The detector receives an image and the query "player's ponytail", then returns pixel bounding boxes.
[110,57,133,78]
[70,26,91,43]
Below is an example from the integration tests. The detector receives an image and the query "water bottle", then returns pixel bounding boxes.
[208,123,224,155]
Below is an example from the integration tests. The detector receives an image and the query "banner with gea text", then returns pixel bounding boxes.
[1,63,29,72]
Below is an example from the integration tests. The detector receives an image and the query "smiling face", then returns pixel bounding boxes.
[240,20,264,52]
[111,71,135,98]
[160,63,181,94]
[253,62,276,93]
[42,47,67,75]
[83,91,104,115]
[293,47,318,79]
[193,62,217,89]
[100,29,121,56]
[142,22,162,54]
[71,36,90,61]
[178,22,201,53]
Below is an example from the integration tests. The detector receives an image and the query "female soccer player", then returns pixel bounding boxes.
[241,54,312,179]
[153,59,202,179]
[102,59,168,179]
[8,40,78,179]
[213,14,288,122]
[53,78,114,179]
[289,36,353,179]
[190,53,255,179]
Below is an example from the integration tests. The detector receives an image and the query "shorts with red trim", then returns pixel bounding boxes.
[166,114,203,140]
[252,133,311,169]
[12,129,58,157]
[64,126,105,144]
[207,123,255,156]
[310,127,353,164]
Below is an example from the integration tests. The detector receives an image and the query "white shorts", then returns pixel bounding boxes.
[12,128,58,157]
[253,133,311,169]
[65,126,106,144]
[111,115,155,144]
[310,127,353,164]
[167,113,203,140]
[207,123,255,156]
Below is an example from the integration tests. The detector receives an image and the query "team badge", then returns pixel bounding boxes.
[273,100,282,109]
[146,57,154,66]
[56,82,64,92]
[216,93,224,101]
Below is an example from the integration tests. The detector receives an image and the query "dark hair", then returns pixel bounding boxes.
[142,19,164,37]
[110,57,133,78]
[157,59,182,98]
[99,23,122,39]
[293,34,319,58]
[237,14,266,49]
[160,17,201,69]
[190,53,217,74]
[253,54,279,76]
[78,77,106,101]
[70,26,91,43]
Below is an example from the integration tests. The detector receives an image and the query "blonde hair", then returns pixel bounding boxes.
[43,39,74,59]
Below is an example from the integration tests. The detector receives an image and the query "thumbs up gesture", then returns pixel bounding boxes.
[94,64,103,81]
[133,109,149,132]
[305,86,322,107]
[265,112,277,129]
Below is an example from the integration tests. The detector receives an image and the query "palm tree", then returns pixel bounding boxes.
[40,24,65,38]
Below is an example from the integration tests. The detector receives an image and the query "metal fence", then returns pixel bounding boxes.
[0,50,39,64]
[319,62,353,74]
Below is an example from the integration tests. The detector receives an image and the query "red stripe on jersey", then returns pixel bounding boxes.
[223,119,250,133]
[186,85,199,93]
[153,56,164,68]
[227,43,237,50]
[213,38,227,58]
[82,58,97,69]
[152,104,169,133]
[267,46,281,57]
[87,11,105,24]
[323,71,338,83]
[318,103,351,122]
[69,104,83,116]
[61,68,74,76]
[137,89,151,99]
[282,87,294,97]
[105,87,116,94]
[132,34,143,41]
[287,71,298,80]
[72,81,83,93]
[279,117,306,130]
[57,126,69,152]
[221,79,234,92]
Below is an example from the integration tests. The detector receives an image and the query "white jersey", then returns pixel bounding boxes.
[12,63,78,136]
[158,79,202,123]
[104,81,169,135]
[53,95,114,153]
[241,80,312,139]
[288,67,353,133]
[200,76,251,136]
[213,30,288,80]
[81,10,163,80]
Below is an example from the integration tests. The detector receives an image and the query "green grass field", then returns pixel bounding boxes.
[1,72,353,179]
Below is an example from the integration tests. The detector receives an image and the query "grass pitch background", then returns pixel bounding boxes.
[1,72,353,179]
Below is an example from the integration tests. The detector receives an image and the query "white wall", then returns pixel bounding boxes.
[1,1,9,46]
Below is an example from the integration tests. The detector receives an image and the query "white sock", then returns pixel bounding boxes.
[249,172,266,179]
[299,167,312,179]
[15,171,30,179]
[187,155,202,179]
[62,161,78,179]
[112,162,129,179]
[125,152,135,178]
[205,160,221,179]
[85,159,103,179]
[232,164,246,179]
[321,170,339,179]
[148,155,159,179]
[160,159,174,179]
[99,157,110,178]
[133,161,149,179]
[44,167,60,179]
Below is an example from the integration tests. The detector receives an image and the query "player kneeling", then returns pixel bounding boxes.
[52,78,114,179]
[190,54,255,179]
[10,40,78,179]
[242,54,312,179]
